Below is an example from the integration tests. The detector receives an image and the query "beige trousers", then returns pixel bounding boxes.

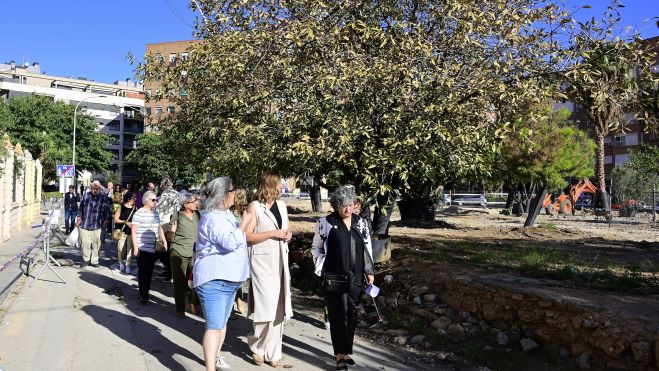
[117,231,134,266]
[79,228,102,264]
[248,263,286,362]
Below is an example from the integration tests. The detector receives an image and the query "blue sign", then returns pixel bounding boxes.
[56,165,75,177]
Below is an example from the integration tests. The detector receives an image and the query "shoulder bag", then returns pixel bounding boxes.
[112,207,136,240]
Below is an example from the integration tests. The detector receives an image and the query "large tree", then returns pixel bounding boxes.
[138,0,568,221]
[564,1,658,194]
[0,95,113,182]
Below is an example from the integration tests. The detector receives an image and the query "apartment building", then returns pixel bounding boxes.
[143,40,199,129]
[0,61,145,184]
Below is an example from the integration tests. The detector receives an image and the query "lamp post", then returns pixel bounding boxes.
[73,95,107,185]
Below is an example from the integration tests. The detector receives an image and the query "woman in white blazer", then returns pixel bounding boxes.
[246,172,293,367]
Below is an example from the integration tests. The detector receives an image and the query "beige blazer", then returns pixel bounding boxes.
[248,200,293,322]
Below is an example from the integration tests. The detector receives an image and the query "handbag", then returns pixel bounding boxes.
[113,206,136,241]
[322,271,353,294]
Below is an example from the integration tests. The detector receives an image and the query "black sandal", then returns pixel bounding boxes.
[336,359,348,370]
[345,358,355,366]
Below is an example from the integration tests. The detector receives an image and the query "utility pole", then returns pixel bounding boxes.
[653,185,656,227]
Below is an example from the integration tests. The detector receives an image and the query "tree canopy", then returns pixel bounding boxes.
[124,132,204,186]
[0,95,113,181]
[499,105,595,190]
[138,0,568,201]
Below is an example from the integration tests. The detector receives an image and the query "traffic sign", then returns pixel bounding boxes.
[56,165,75,177]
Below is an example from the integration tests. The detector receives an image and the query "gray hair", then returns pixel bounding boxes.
[330,185,357,210]
[179,191,197,209]
[160,177,173,189]
[201,176,232,211]
[142,191,157,206]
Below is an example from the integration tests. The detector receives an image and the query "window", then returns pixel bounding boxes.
[156,54,164,63]
[182,52,189,61]
[615,154,629,166]
[145,107,152,115]
[604,155,612,164]
[180,89,188,97]
[155,106,163,114]
[167,105,175,113]
[614,134,626,147]
[107,120,120,131]
[169,53,177,63]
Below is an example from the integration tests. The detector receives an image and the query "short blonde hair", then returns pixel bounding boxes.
[253,172,281,204]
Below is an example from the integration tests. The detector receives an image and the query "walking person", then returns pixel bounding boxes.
[169,192,201,318]
[157,177,179,281]
[246,172,293,368]
[64,185,79,234]
[114,192,137,273]
[193,177,252,371]
[75,181,112,268]
[101,181,114,244]
[131,191,167,304]
[311,186,375,370]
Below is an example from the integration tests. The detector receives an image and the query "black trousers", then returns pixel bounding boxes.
[325,286,362,355]
[137,250,157,300]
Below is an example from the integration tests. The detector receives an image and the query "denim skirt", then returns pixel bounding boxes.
[196,279,242,329]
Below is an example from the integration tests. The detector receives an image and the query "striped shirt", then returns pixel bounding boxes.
[132,208,161,252]
[77,191,112,230]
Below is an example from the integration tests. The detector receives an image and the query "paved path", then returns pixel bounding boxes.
[0,233,416,371]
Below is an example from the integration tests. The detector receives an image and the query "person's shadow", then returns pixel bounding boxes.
[81,304,204,370]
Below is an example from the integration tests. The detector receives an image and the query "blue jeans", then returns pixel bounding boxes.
[65,210,76,232]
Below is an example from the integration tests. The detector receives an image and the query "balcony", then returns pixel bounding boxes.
[123,124,144,134]
[123,110,144,120]
[123,139,136,148]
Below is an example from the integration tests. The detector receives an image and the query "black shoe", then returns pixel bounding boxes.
[140,297,149,305]
[89,263,98,268]
[336,359,348,371]
[80,261,88,268]
[345,358,355,366]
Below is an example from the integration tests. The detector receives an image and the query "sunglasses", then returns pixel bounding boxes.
[228,189,234,193]
[150,198,157,202]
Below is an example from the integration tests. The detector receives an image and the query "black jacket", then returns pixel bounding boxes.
[64,192,79,212]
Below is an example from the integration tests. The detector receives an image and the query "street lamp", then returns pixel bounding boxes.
[73,95,108,181]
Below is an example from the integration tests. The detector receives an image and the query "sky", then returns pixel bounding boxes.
[0,0,657,85]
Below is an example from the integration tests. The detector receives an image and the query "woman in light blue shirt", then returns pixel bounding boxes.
[193,176,252,371]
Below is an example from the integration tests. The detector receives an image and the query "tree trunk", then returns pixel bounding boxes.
[595,128,607,193]
[504,183,515,210]
[309,176,323,212]
[524,182,548,227]
[372,192,395,237]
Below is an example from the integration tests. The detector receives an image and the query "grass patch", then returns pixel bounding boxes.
[430,241,659,294]
[538,221,557,230]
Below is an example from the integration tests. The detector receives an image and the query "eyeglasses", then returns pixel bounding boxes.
[228,189,234,193]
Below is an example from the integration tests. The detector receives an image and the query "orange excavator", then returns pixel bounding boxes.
[543,178,598,215]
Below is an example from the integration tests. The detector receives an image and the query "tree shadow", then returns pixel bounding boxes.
[81,304,205,370]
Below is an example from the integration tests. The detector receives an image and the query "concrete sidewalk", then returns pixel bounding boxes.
[0,236,417,370]
[0,222,47,307]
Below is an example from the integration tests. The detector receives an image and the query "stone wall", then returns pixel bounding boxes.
[413,268,659,370]
[0,134,42,243]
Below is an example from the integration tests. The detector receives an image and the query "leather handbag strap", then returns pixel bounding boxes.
[120,207,136,233]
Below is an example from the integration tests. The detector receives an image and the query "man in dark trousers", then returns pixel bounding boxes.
[64,185,79,234]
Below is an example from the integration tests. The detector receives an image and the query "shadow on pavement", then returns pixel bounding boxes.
[81,304,204,370]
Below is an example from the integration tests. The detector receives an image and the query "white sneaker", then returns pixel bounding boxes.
[215,356,231,370]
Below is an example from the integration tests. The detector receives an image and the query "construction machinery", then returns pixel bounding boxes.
[543,178,598,215]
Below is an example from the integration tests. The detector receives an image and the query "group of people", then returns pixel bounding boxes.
[65,172,375,371]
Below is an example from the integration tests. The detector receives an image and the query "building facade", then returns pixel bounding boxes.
[0,61,145,185]
[143,40,199,129]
